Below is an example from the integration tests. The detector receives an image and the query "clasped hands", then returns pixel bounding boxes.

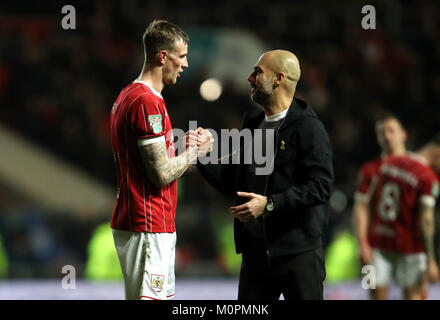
[184,127,214,157]
[185,129,266,223]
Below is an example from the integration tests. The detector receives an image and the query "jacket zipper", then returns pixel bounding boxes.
[262,116,287,260]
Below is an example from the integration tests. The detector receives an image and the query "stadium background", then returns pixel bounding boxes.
[0,0,439,299]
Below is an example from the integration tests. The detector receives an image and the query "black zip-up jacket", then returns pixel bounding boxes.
[197,97,334,258]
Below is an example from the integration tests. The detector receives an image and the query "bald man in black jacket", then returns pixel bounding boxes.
[197,50,334,300]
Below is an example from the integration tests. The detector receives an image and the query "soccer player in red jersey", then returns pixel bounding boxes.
[366,134,440,299]
[354,114,408,263]
[110,20,213,300]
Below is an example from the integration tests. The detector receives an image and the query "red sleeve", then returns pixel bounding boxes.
[419,170,440,207]
[356,164,373,194]
[129,96,165,139]
[354,162,376,202]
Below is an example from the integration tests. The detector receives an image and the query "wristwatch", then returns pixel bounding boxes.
[266,196,275,212]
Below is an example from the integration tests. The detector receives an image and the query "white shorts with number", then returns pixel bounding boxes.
[112,229,176,300]
[371,249,427,288]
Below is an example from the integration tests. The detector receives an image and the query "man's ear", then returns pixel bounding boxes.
[274,72,285,86]
[402,129,408,143]
[158,50,168,65]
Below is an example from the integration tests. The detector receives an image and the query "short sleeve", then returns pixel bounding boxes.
[354,164,374,203]
[129,96,165,140]
[419,171,439,207]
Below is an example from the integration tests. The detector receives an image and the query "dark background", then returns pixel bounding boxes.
[0,0,438,280]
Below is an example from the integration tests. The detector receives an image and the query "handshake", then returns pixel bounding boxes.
[184,127,214,158]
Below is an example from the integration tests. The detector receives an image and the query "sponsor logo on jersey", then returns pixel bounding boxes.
[148,114,162,134]
[375,224,395,237]
[380,164,418,187]
[151,274,164,292]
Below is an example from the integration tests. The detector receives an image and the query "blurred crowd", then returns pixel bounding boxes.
[0,0,439,278]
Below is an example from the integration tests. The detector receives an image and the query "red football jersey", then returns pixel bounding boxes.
[354,156,384,203]
[368,153,439,253]
[110,80,177,233]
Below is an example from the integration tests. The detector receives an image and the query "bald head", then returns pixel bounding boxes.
[260,50,301,86]
[248,49,301,110]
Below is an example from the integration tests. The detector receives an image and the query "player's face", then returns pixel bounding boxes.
[162,39,188,85]
[376,118,407,154]
[248,56,275,106]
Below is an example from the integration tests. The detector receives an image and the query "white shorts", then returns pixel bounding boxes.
[112,229,176,300]
[371,249,427,288]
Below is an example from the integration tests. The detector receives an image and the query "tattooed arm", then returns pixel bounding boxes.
[139,138,197,189]
[138,130,213,189]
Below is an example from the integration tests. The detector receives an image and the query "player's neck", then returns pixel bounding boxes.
[139,67,164,93]
[263,94,293,116]
[390,147,406,156]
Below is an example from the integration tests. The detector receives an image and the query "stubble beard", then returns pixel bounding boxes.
[251,76,274,107]
[251,87,273,107]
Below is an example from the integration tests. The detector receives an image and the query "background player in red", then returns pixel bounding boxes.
[354,115,407,264]
[368,135,440,299]
[367,134,440,299]
[110,20,213,300]
[353,113,407,299]
[361,133,440,299]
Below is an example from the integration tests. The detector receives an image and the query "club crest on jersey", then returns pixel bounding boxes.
[151,274,164,292]
[148,114,162,134]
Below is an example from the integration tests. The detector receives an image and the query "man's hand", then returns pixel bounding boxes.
[196,128,214,157]
[229,192,267,223]
[184,128,214,157]
[184,129,200,149]
[428,260,439,283]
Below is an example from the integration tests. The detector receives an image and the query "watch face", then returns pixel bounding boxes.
[266,203,274,211]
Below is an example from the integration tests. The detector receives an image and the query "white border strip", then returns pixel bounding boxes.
[420,195,435,207]
[137,136,165,147]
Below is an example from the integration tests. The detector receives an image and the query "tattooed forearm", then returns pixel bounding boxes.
[139,141,197,189]
[420,204,436,261]
[168,146,198,181]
